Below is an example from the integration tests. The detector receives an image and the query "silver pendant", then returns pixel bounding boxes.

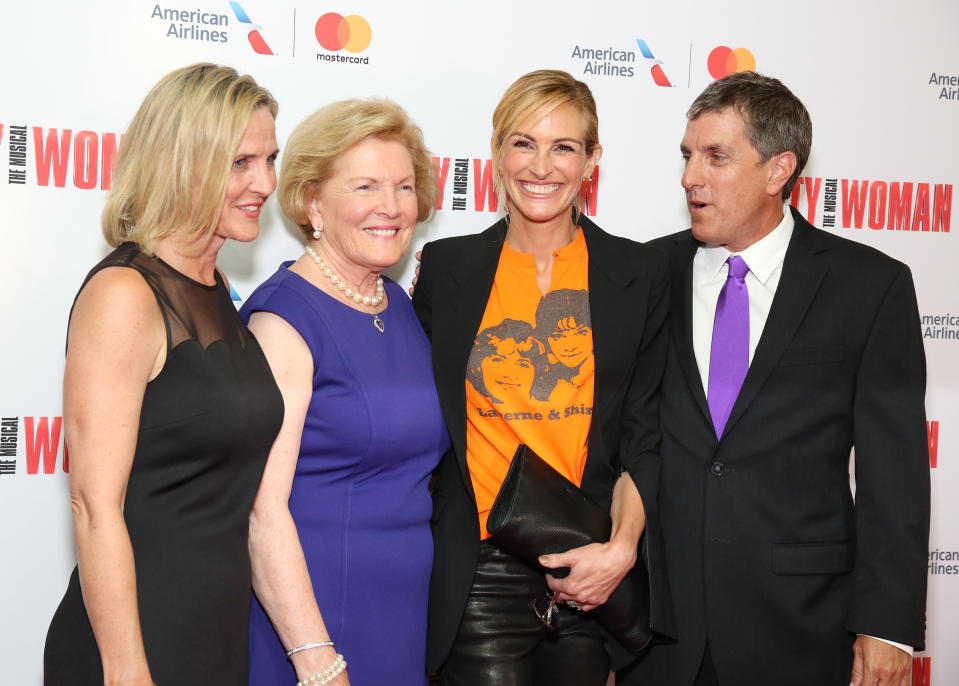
[373,313,385,333]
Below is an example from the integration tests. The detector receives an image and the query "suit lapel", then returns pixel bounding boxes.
[721,211,828,438]
[582,217,641,469]
[435,220,505,496]
[668,232,713,428]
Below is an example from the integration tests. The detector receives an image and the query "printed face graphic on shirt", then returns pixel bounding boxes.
[481,338,537,399]
[534,289,594,398]
[546,315,592,369]
[468,290,594,408]
[468,319,546,404]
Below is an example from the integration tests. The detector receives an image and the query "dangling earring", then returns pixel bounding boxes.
[582,176,593,214]
[312,227,321,240]
[496,172,510,221]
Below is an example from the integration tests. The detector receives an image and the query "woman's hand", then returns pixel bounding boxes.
[539,538,636,611]
[407,250,422,297]
[539,472,646,611]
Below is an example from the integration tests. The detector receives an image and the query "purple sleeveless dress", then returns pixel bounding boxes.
[240,263,448,686]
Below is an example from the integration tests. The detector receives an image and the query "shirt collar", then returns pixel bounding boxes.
[500,225,587,266]
[700,204,794,284]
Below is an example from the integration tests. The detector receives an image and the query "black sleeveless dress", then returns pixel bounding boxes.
[44,242,283,685]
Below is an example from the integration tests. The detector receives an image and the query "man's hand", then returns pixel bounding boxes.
[849,635,911,686]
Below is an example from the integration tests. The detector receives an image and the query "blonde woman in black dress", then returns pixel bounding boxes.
[43,63,283,686]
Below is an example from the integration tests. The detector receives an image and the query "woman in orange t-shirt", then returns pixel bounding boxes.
[413,69,672,685]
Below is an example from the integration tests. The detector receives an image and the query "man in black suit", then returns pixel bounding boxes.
[619,72,929,686]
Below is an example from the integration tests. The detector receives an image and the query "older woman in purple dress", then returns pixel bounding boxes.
[241,98,448,686]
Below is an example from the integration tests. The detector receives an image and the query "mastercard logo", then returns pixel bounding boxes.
[315,13,372,53]
[707,46,756,79]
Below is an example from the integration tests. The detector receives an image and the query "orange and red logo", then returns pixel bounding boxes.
[315,13,372,53]
[708,46,755,79]
[635,39,672,87]
[228,2,274,55]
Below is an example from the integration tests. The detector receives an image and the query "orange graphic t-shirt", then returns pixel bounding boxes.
[466,229,594,539]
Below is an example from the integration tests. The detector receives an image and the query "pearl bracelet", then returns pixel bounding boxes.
[296,653,347,686]
[286,641,334,657]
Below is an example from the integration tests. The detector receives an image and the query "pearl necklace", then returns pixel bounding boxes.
[305,245,386,332]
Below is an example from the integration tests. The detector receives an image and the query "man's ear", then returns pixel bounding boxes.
[767,151,797,198]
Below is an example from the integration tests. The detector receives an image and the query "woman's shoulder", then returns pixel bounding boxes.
[69,258,165,351]
[582,217,669,273]
[423,218,508,256]
[73,244,158,311]
[80,261,157,306]
[382,275,416,311]
[76,242,145,285]
[239,262,302,318]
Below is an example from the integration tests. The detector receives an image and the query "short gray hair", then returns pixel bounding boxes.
[688,71,811,201]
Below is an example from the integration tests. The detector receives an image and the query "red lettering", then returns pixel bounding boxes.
[101,132,122,191]
[912,657,931,686]
[24,416,65,475]
[841,179,869,228]
[33,127,72,187]
[473,158,499,213]
[803,176,821,224]
[578,165,599,216]
[933,183,952,232]
[73,131,99,190]
[868,181,887,230]
[927,421,939,469]
[913,184,930,231]
[887,182,913,231]
[431,156,450,210]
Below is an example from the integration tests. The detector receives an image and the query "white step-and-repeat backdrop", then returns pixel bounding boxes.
[1,1,955,683]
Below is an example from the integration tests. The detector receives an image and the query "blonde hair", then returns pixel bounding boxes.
[491,70,600,211]
[101,63,278,255]
[279,98,436,240]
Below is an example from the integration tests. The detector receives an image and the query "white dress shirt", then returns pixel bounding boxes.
[690,204,911,656]
[692,205,793,394]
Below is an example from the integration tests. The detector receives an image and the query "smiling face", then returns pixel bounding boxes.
[308,136,418,282]
[480,336,537,398]
[498,103,601,230]
[680,107,791,252]
[215,106,279,243]
[547,316,592,369]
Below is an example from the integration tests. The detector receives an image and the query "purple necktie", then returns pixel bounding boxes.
[708,255,749,437]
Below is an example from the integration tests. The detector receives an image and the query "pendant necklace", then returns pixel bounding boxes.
[306,245,386,333]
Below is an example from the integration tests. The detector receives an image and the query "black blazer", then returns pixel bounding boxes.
[412,215,675,670]
[624,208,929,686]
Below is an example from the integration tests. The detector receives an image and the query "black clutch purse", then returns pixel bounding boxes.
[486,444,654,655]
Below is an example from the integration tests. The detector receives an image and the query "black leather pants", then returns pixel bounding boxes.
[438,540,610,686]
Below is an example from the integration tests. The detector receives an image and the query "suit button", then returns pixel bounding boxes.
[710,461,725,476]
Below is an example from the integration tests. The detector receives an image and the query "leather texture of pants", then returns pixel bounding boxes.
[438,540,610,686]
